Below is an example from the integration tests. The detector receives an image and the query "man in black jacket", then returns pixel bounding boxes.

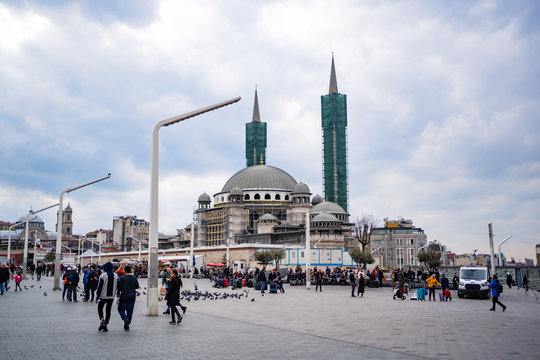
[0,263,10,295]
[117,265,139,331]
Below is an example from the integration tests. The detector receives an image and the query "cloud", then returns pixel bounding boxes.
[0,0,539,262]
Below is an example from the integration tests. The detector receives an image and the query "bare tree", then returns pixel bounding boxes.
[353,214,378,252]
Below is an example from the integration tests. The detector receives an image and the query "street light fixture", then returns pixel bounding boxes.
[497,235,512,266]
[128,228,142,262]
[146,96,241,316]
[85,237,102,265]
[8,217,36,265]
[53,174,111,290]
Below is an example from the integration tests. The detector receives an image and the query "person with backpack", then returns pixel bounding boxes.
[96,262,118,332]
[84,265,99,302]
[116,265,139,331]
[67,267,80,302]
[488,274,506,312]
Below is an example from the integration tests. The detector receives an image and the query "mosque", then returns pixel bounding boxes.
[194,56,353,250]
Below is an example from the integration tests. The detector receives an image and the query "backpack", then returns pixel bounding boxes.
[497,281,503,294]
[67,271,75,285]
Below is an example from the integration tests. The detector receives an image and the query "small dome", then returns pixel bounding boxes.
[17,214,44,224]
[198,193,211,202]
[312,212,339,222]
[311,195,323,205]
[310,201,346,214]
[258,213,277,222]
[230,187,243,196]
[292,182,310,194]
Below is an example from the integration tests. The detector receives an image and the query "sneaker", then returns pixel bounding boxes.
[98,321,105,331]
[163,309,170,314]
[182,306,187,314]
[177,316,183,324]
[124,318,130,331]
[503,306,507,312]
[489,308,495,311]
[169,321,177,325]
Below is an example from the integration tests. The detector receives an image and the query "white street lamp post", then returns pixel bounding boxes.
[488,223,495,276]
[190,220,195,277]
[497,235,512,267]
[305,211,311,290]
[53,174,111,290]
[146,97,240,316]
[128,235,142,262]
[85,238,102,264]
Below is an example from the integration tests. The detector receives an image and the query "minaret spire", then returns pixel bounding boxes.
[329,52,338,94]
[252,85,261,122]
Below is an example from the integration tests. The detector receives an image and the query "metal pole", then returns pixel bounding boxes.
[146,96,241,316]
[99,243,101,264]
[190,220,195,276]
[32,234,38,268]
[305,211,311,290]
[497,235,512,266]
[22,214,30,279]
[53,174,111,290]
[488,223,495,276]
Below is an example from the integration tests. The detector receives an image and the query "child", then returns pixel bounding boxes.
[443,289,452,301]
[13,272,23,291]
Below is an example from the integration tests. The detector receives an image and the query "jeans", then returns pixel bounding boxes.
[491,296,505,310]
[351,283,356,297]
[0,282,5,294]
[118,301,135,322]
[315,280,322,292]
[428,287,435,301]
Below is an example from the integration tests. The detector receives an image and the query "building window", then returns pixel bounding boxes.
[396,248,404,267]
[396,238,403,246]
[285,195,289,200]
[254,194,261,200]
[265,194,271,200]
[409,238,414,245]
[244,194,250,200]
[275,194,281,200]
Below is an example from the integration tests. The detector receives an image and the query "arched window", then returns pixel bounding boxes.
[285,195,289,201]
[221,197,224,202]
[265,194,271,200]
[244,194,250,200]
[275,194,281,200]
[254,193,261,200]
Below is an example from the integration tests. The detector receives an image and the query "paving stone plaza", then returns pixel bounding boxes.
[1,276,538,360]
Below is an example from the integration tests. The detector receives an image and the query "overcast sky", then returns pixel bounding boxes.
[1,0,539,262]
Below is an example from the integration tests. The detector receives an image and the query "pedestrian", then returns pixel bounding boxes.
[257,267,267,294]
[522,273,529,291]
[96,262,118,332]
[165,269,182,325]
[506,272,513,289]
[357,269,365,297]
[315,269,323,292]
[0,263,10,295]
[30,263,35,280]
[62,267,71,301]
[86,265,99,302]
[67,267,80,302]
[488,274,506,312]
[349,269,356,297]
[13,271,23,291]
[425,274,441,301]
[81,266,89,301]
[162,267,172,315]
[117,265,139,331]
[36,263,43,281]
[440,274,449,300]
[452,275,459,290]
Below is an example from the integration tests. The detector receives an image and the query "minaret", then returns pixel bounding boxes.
[321,54,348,211]
[245,86,267,167]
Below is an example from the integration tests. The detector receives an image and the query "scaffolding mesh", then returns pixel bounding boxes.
[246,121,267,167]
[321,92,348,211]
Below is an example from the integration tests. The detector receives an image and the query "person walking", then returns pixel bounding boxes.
[62,267,71,301]
[357,269,365,297]
[488,274,506,312]
[165,269,182,325]
[506,272,513,289]
[315,269,323,292]
[0,263,10,295]
[162,267,172,315]
[117,265,139,331]
[425,274,441,301]
[13,271,23,291]
[522,273,529,291]
[36,263,44,281]
[85,265,99,302]
[96,262,118,332]
[257,267,267,294]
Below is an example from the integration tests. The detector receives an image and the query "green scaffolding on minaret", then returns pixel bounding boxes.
[246,86,267,167]
[321,54,348,211]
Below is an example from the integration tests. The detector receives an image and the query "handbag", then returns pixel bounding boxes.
[159,287,167,296]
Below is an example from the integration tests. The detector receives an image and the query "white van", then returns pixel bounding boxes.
[458,266,490,299]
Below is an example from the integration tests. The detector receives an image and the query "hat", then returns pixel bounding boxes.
[73,267,78,270]
[67,267,72,270]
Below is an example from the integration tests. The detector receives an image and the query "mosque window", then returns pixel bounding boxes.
[244,194,250,200]
[221,197,224,202]
[254,194,261,200]
[275,194,281,200]
[264,194,271,200]
[285,195,289,201]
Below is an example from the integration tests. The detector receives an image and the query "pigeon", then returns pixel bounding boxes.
[39,286,41,289]
[143,291,146,295]
[158,296,163,301]
[194,284,198,291]
[144,287,147,290]
[251,298,254,302]
[30,285,34,288]
[43,292,47,296]
[136,293,140,297]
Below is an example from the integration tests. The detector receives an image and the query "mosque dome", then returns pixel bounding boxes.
[310,201,347,214]
[292,182,310,194]
[221,164,297,192]
[198,193,211,202]
[17,214,44,224]
[311,195,323,205]
[258,213,278,222]
[312,212,340,222]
